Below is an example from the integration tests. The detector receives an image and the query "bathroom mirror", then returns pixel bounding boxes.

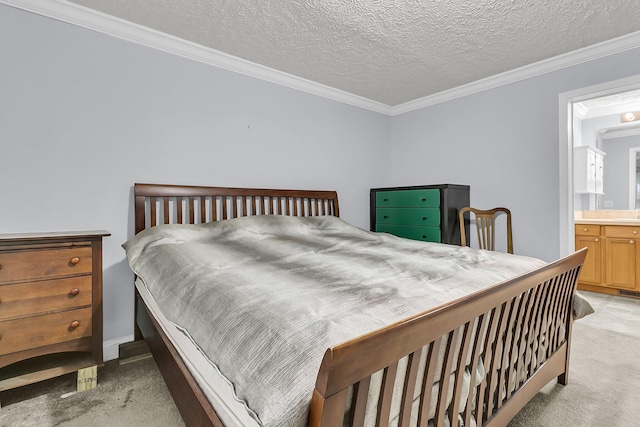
[573,90,640,211]
[599,131,640,210]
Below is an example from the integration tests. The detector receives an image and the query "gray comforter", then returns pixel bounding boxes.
[123,215,586,427]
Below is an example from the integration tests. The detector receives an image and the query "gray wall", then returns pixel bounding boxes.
[389,47,640,261]
[581,115,619,148]
[0,5,390,354]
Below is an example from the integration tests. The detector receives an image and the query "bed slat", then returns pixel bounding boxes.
[435,329,458,425]
[200,197,206,222]
[163,198,170,225]
[376,362,398,427]
[398,348,422,427]
[555,271,574,348]
[549,279,565,354]
[417,340,440,427]
[505,290,531,399]
[475,305,501,424]
[496,295,521,409]
[463,312,490,427]
[523,284,543,379]
[551,273,571,351]
[518,285,540,389]
[350,377,370,427]
[542,276,560,363]
[531,282,552,374]
[486,300,511,418]
[450,321,474,425]
[150,197,157,227]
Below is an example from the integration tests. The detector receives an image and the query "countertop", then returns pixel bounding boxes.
[575,218,640,225]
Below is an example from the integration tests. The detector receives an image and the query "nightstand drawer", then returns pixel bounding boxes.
[0,307,92,356]
[0,276,92,321]
[376,224,440,242]
[375,208,440,226]
[0,247,92,284]
[375,189,440,208]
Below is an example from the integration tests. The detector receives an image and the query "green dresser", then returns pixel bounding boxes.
[370,184,470,244]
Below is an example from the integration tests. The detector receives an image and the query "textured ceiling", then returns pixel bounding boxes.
[67,0,640,106]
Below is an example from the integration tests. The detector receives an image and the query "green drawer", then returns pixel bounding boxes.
[376,208,440,226]
[375,189,440,208]
[376,224,441,242]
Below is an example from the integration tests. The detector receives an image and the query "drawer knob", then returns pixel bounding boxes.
[634,231,638,235]
[70,257,80,265]
[421,198,426,202]
[69,288,80,297]
[383,198,388,202]
[383,215,388,219]
[583,228,588,232]
[69,320,80,330]
[422,217,427,220]
[594,238,598,242]
[631,241,635,244]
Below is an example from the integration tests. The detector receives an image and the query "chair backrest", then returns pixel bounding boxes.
[459,207,513,254]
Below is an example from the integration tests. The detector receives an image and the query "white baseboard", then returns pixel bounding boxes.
[103,335,135,362]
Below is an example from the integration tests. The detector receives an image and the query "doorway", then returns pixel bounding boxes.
[559,75,640,256]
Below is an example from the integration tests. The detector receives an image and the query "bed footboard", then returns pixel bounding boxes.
[310,249,587,427]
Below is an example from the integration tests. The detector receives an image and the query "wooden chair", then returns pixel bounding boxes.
[459,207,513,254]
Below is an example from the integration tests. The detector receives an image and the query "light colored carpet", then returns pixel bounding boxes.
[0,355,185,427]
[509,291,640,427]
[0,291,637,426]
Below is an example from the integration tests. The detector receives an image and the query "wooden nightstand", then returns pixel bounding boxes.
[0,230,110,401]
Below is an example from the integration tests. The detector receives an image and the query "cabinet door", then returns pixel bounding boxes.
[574,146,605,194]
[575,235,602,284]
[605,238,637,289]
[586,149,597,193]
[595,152,604,194]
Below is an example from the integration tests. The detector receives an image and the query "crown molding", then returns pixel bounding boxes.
[600,123,640,139]
[582,101,640,119]
[572,103,589,119]
[389,31,640,116]
[1,0,393,115]
[3,0,640,117]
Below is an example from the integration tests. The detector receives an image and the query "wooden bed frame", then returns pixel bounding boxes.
[132,183,586,427]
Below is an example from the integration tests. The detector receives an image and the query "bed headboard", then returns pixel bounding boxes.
[134,183,340,234]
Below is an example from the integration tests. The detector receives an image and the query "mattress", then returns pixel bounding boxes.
[135,278,260,427]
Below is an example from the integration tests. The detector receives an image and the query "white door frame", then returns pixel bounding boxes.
[558,74,640,256]
[630,147,640,210]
